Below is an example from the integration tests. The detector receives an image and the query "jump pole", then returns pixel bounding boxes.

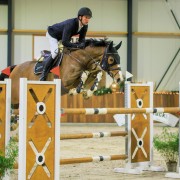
[0,79,11,180]
[62,107,180,114]
[18,78,60,180]
[60,154,127,165]
[60,131,127,140]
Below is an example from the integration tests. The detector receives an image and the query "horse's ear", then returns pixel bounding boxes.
[115,41,122,50]
[108,41,113,49]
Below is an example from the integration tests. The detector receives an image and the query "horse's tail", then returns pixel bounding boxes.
[0,65,16,80]
[0,73,9,80]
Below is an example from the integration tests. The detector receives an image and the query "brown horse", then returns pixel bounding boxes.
[9,39,123,108]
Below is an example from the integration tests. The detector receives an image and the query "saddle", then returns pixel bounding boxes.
[34,50,63,75]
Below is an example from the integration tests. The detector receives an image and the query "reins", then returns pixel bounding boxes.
[67,52,87,70]
[66,48,102,72]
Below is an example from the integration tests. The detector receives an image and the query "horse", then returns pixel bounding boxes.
[8,38,124,109]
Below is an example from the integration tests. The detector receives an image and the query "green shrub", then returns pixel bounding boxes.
[0,138,18,179]
[153,127,179,163]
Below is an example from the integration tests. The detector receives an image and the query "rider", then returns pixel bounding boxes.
[40,7,92,81]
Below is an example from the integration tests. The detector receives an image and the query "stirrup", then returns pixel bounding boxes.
[40,70,48,81]
[40,75,46,81]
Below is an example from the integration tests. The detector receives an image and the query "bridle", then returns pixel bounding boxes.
[100,45,122,78]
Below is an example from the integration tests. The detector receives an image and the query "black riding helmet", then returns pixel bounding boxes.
[78,7,92,18]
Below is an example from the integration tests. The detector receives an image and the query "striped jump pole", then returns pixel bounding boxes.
[18,78,60,180]
[60,154,127,165]
[62,107,180,115]
[14,154,127,167]
[60,131,127,140]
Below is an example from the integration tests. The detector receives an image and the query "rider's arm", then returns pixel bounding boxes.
[78,25,88,43]
[61,24,79,48]
[62,24,87,49]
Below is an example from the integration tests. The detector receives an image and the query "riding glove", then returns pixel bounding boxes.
[77,42,85,49]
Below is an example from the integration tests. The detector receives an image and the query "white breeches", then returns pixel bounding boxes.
[46,31,59,59]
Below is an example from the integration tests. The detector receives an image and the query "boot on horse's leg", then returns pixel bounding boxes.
[40,56,54,81]
[84,71,103,98]
[69,71,90,95]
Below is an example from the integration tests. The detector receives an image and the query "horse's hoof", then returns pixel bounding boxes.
[69,88,77,96]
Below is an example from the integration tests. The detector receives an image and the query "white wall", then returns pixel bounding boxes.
[0,5,7,28]
[13,35,33,64]
[137,0,180,32]
[132,0,180,91]
[0,35,8,70]
[13,0,127,31]
[0,5,8,70]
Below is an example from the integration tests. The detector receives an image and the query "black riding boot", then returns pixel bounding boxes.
[40,56,54,81]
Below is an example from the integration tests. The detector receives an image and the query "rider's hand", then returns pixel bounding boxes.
[77,42,85,49]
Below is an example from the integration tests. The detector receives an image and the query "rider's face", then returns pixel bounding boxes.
[80,15,91,25]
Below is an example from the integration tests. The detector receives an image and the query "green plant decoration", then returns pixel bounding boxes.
[93,86,112,96]
[153,127,179,163]
[0,138,18,179]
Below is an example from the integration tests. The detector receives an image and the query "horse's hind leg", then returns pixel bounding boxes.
[84,71,103,98]
[11,104,19,141]
[69,70,90,95]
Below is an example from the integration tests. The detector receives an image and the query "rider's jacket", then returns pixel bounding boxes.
[48,18,88,48]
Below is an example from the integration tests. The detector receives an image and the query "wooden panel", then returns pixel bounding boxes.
[0,84,6,155]
[130,86,150,163]
[26,84,56,180]
[154,93,179,107]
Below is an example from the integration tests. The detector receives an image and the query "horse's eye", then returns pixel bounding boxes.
[108,57,114,64]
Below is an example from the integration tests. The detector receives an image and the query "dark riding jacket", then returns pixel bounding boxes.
[48,18,88,48]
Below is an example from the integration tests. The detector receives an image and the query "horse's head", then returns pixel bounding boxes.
[100,41,124,83]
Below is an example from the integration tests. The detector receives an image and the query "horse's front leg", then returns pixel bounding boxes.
[69,70,90,95]
[83,71,103,98]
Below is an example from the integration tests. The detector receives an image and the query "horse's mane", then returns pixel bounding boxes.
[85,38,110,47]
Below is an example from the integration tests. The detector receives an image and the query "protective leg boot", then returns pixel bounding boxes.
[40,56,54,81]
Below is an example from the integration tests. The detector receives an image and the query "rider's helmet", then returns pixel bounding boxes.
[78,7,92,18]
